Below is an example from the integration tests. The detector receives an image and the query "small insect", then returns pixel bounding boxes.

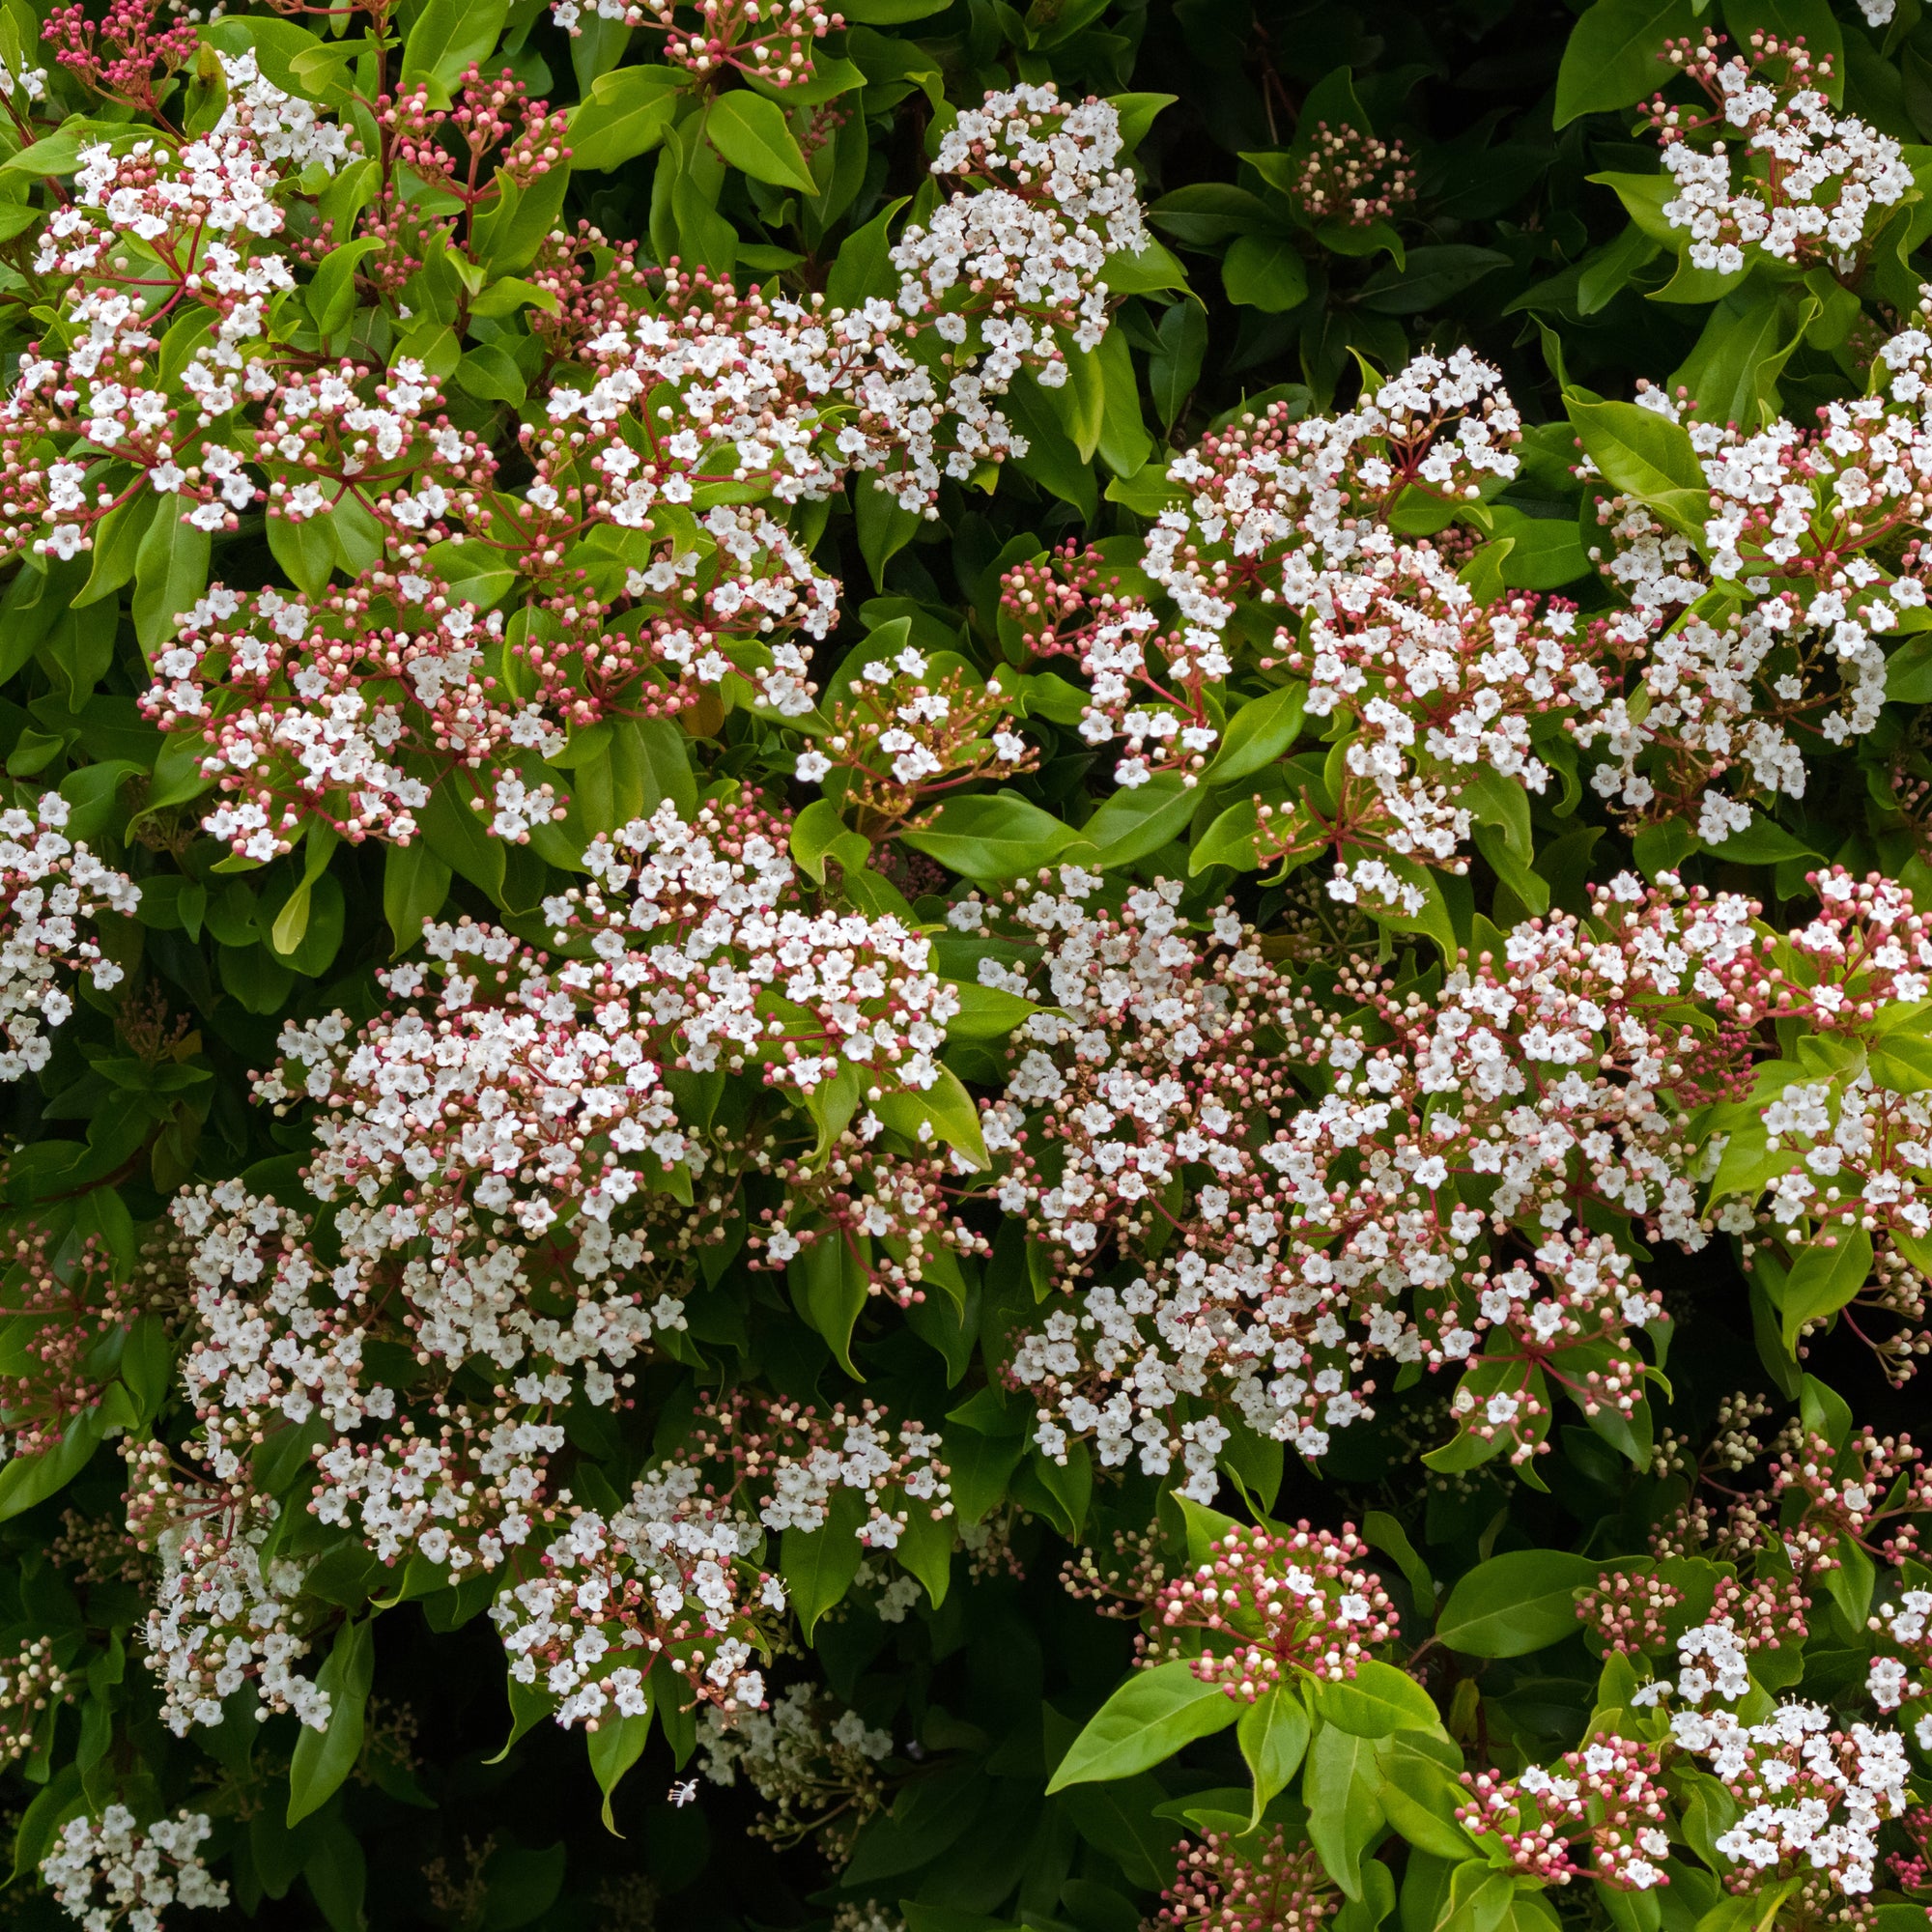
[668,1779,700,1807]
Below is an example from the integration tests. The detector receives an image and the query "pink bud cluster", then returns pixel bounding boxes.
[551,0,842,94]
[1140,1521,1397,1695]
[0,1230,147,1462]
[1292,123,1416,226]
[46,0,197,110]
[1577,1569,1687,1656]
[0,1635,72,1769]
[1155,1825,1338,1932]
[1459,1737,1673,1889]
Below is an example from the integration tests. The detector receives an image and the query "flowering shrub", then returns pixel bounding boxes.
[10,0,1932,1930]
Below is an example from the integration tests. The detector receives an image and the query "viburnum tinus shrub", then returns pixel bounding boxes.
[14,0,1932,1929]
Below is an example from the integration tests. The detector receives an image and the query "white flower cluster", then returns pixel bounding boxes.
[755,1407,950,1549]
[0,791,139,1080]
[21,74,1150,861]
[535,80,1148,554]
[1288,532,1605,865]
[140,1493,328,1736]
[982,869,1753,1473]
[1149,348,1520,636]
[1028,351,1523,810]
[491,1463,783,1728]
[1671,1700,1910,1895]
[13,52,352,562]
[910,84,1149,368]
[1871,1590,1932,1733]
[41,1807,228,1932]
[0,61,45,102]
[1659,66,1911,275]
[544,799,960,1100]
[698,1681,892,1810]
[1579,321,1932,840]
[696,1682,894,1859]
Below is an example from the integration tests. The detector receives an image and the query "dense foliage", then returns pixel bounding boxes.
[14,1,1932,1931]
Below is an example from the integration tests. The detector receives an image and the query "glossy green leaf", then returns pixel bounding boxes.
[1046,1662,1238,1792]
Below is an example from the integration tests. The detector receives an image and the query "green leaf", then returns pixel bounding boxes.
[1223,232,1310,312]
[269,511,336,602]
[781,1488,867,1638]
[1377,1732,1478,1861]
[942,981,1038,1038]
[1363,1512,1435,1610]
[1208,682,1308,784]
[1151,183,1274,248]
[586,1706,652,1833]
[1,125,101,177]
[487,1676,556,1764]
[1482,507,1588,588]
[704,92,816,192]
[1435,1549,1602,1658]
[1055,1776,1173,1891]
[400,0,512,97]
[302,1817,367,1932]
[1045,1661,1238,1792]
[1769,1227,1871,1351]
[1004,372,1100,519]
[383,840,451,955]
[827,197,909,309]
[567,64,686,169]
[1670,284,1817,435]
[1554,0,1699,126]
[1304,1721,1386,1900]
[1700,812,1818,864]
[287,1618,375,1826]
[1461,765,1532,863]
[901,793,1092,882]
[1190,798,1272,874]
[1358,246,1509,315]
[1081,774,1198,867]
[1054,341,1106,464]
[1151,300,1208,431]
[306,236,383,338]
[790,798,869,884]
[269,826,341,962]
[417,777,507,902]
[132,506,212,654]
[1562,392,1710,537]
[455,343,527,406]
[474,165,571,275]
[788,1235,868,1377]
[854,479,923,592]
[872,1063,989,1170]
[0,1409,99,1520]
[1309,1660,1444,1740]
[71,494,154,609]
[1237,1685,1310,1827]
